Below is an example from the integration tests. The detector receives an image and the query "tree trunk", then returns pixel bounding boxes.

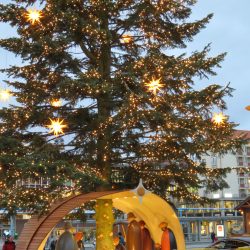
[97,9,112,182]
[95,199,115,250]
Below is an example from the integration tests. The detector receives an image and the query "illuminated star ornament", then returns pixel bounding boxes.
[212,112,226,126]
[120,34,133,44]
[0,89,11,101]
[26,9,42,24]
[145,78,164,95]
[51,99,62,107]
[47,118,67,136]
[132,179,150,203]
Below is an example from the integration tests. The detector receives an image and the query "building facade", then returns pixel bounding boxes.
[179,130,250,242]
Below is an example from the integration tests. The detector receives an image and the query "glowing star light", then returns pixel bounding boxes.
[47,118,67,136]
[0,89,11,101]
[212,112,226,125]
[26,9,42,24]
[145,78,163,95]
[51,99,62,107]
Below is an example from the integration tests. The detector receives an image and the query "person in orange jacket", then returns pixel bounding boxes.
[159,222,170,250]
[159,222,177,250]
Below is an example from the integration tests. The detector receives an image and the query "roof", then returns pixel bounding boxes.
[235,196,250,210]
[233,130,250,140]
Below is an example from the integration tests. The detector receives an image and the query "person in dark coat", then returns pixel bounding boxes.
[169,230,177,250]
[2,236,16,250]
[211,231,216,243]
[50,237,57,250]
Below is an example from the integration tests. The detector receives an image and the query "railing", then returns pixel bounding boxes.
[178,208,242,218]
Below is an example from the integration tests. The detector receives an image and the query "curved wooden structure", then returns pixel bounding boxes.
[17,190,118,250]
[18,190,186,250]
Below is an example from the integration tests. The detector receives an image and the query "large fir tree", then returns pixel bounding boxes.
[0,0,243,213]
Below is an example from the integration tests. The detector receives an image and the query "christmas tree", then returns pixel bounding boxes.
[0,0,243,213]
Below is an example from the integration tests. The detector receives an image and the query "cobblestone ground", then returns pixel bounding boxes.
[0,240,210,249]
[187,241,211,249]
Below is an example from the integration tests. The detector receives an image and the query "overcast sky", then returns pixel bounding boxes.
[0,0,249,130]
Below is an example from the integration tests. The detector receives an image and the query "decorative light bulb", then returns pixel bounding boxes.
[120,34,133,44]
[212,112,226,125]
[0,89,11,101]
[26,9,42,24]
[51,99,62,107]
[145,78,163,95]
[245,105,250,111]
[47,118,67,136]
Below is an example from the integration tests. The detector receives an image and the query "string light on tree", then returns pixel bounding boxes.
[212,112,226,126]
[145,78,163,95]
[0,89,11,101]
[0,0,244,224]
[51,99,62,107]
[47,118,67,136]
[26,9,42,24]
[120,34,133,44]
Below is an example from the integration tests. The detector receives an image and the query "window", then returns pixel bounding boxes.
[239,178,245,184]
[239,178,246,189]
[237,148,244,155]
[247,147,250,156]
[247,157,250,167]
[211,156,217,166]
[237,157,244,166]
[224,201,234,209]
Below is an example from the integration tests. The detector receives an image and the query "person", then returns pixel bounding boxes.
[114,232,125,250]
[159,222,171,250]
[77,238,85,250]
[2,236,16,250]
[50,236,57,250]
[139,220,154,250]
[159,221,177,250]
[126,212,142,250]
[55,222,78,250]
[211,231,216,243]
[118,232,125,246]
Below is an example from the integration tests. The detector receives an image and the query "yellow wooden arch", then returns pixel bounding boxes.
[17,190,185,250]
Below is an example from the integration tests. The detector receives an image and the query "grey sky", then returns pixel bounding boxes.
[0,0,249,129]
[190,0,250,130]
